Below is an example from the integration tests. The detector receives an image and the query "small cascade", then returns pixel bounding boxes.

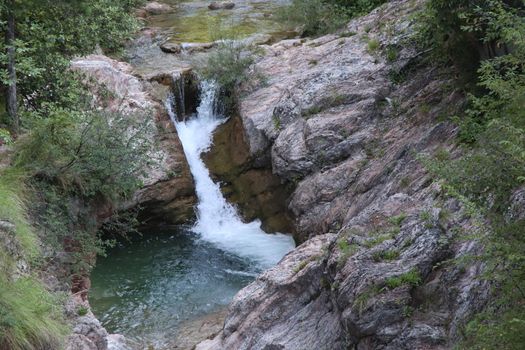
[168,71,201,122]
[168,80,295,269]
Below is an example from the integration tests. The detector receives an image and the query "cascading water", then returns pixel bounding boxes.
[168,80,295,269]
[90,80,295,347]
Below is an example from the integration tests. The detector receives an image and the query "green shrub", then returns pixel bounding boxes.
[77,306,89,316]
[15,108,154,201]
[384,269,421,289]
[0,129,12,145]
[417,1,525,347]
[278,0,387,37]
[196,41,261,113]
[366,38,380,53]
[372,249,400,262]
[388,213,407,227]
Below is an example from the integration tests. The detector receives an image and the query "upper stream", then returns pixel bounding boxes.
[91,81,295,347]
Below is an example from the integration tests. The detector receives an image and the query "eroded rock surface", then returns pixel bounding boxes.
[199,0,490,349]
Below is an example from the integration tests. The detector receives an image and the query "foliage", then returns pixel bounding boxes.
[0,0,143,120]
[384,269,421,289]
[0,276,67,350]
[372,249,400,262]
[196,41,262,113]
[277,0,348,36]
[15,109,154,201]
[0,128,12,145]
[0,1,150,349]
[418,0,525,348]
[0,170,68,349]
[278,0,387,37]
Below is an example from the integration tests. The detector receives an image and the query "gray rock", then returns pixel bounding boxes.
[197,0,491,348]
[208,1,235,10]
[143,1,173,15]
[160,42,182,54]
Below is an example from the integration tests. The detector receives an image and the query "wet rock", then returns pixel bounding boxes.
[172,308,228,349]
[181,42,216,52]
[196,234,340,350]
[66,334,98,350]
[107,334,135,350]
[143,1,173,15]
[203,115,294,233]
[160,42,182,54]
[208,1,235,10]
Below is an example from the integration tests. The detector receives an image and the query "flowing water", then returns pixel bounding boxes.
[171,80,295,268]
[91,81,295,347]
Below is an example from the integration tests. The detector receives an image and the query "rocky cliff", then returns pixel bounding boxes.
[197,1,490,348]
[71,55,197,226]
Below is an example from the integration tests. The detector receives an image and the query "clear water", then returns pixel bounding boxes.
[90,228,257,348]
[90,81,295,347]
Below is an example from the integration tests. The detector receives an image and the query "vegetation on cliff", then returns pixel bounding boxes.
[419,0,525,348]
[278,0,387,36]
[0,1,148,348]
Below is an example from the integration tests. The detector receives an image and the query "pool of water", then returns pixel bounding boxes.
[148,0,290,43]
[90,227,258,348]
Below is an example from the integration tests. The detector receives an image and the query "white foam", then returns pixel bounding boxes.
[169,80,295,269]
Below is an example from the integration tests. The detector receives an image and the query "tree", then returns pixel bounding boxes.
[3,0,18,133]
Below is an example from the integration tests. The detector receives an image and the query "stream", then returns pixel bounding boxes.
[90,80,295,347]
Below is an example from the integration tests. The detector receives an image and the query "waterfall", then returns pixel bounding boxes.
[167,80,295,269]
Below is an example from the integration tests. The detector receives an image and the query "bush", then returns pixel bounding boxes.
[277,0,348,36]
[196,41,262,113]
[418,1,525,347]
[15,108,155,201]
[278,0,387,37]
[384,269,421,289]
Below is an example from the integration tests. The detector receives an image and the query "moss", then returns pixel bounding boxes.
[388,213,407,227]
[366,38,380,53]
[384,269,421,289]
[372,249,400,262]
[337,239,359,267]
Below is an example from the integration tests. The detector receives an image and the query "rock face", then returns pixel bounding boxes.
[198,0,491,349]
[203,114,294,233]
[160,42,182,54]
[71,55,196,225]
[143,1,173,15]
[208,1,235,10]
